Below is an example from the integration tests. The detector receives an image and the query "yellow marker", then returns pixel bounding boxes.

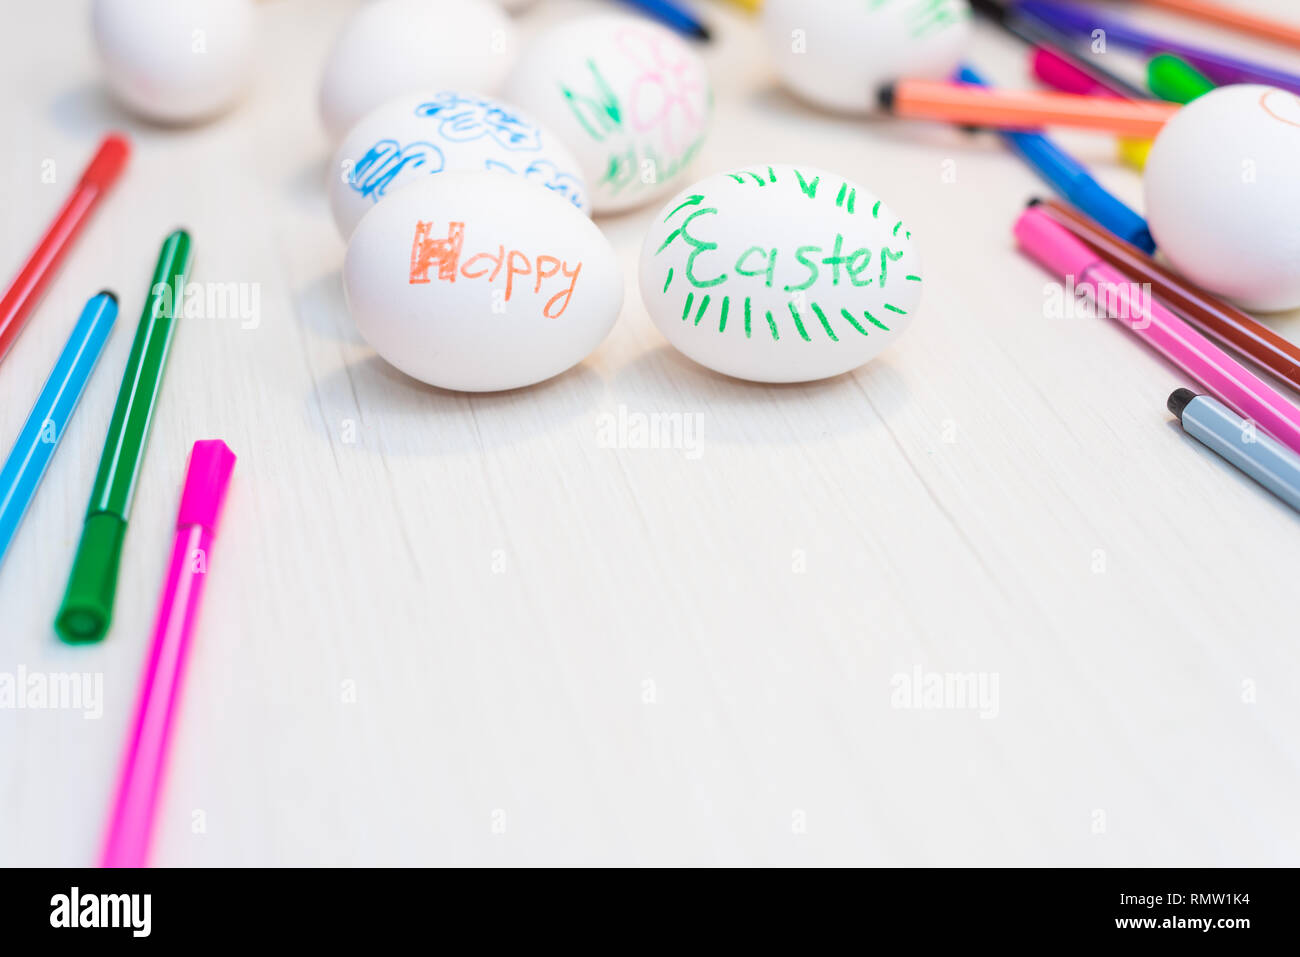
[1117,137,1153,171]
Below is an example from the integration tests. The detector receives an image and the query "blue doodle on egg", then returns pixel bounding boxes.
[484,158,586,212]
[414,92,542,151]
[348,139,445,204]
[346,93,588,211]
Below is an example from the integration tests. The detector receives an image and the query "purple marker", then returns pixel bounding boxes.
[1016,0,1300,94]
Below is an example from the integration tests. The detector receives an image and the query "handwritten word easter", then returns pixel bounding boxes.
[654,176,921,342]
[408,220,582,319]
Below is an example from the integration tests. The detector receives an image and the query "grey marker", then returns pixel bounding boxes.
[1169,388,1300,514]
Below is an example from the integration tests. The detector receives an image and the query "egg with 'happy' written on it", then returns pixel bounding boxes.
[329,90,590,239]
[344,172,623,392]
[639,164,923,383]
[502,14,713,214]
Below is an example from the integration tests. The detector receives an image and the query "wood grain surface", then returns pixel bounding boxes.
[1,0,1297,866]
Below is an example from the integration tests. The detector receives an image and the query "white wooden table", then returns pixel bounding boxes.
[2,0,1298,866]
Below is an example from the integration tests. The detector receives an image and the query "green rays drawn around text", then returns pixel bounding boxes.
[787,302,812,342]
[663,268,673,292]
[809,303,839,341]
[664,195,704,221]
[679,297,898,340]
[694,294,711,326]
[839,308,870,337]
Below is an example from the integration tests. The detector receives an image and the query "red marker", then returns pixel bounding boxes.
[0,133,130,365]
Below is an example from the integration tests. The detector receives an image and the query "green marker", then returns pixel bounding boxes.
[1147,54,1216,105]
[56,229,191,643]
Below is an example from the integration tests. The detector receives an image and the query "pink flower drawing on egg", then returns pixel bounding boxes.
[616,26,706,158]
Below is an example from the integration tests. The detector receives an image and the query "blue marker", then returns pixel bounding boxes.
[1169,389,1300,514]
[957,66,1155,254]
[617,0,710,41]
[0,291,118,568]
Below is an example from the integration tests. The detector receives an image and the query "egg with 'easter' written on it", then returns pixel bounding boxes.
[344,172,624,392]
[762,0,972,115]
[639,164,923,383]
[1145,84,1300,312]
[503,14,712,214]
[329,90,590,239]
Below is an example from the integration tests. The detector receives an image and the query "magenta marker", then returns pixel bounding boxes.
[100,440,236,868]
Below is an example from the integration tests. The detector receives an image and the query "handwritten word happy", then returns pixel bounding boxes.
[408,221,583,318]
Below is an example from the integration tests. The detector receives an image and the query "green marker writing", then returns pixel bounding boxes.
[56,229,192,643]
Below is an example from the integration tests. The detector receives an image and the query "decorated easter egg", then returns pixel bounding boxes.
[762,0,972,114]
[638,164,923,382]
[344,172,623,392]
[319,0,517,141]
[92,0,256,123]
[1145,84,1300,312]
[329,90,590,239]
[502,14,712,214]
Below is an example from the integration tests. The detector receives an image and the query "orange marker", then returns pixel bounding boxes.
[1134,0,1300,51]
[879,80,1179,138]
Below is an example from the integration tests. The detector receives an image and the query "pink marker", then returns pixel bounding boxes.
[100,440,236,868]
[1014,206,1300,457]
[1031,47,1118,97]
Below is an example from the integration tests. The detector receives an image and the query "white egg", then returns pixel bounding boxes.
[92,0,256,123]
[344,172,623,392]
[638,164,923,382]
[1146,84,1300,312]
[319,0,517,141]
[500,0,537,11]
[329,90,590,239]
[762,0,971,114]
[502,14,713,214]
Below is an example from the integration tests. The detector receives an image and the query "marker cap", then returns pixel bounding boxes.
[177,440,237,531]
[55,512,126,643]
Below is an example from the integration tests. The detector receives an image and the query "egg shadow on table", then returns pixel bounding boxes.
[306,354,603,458]
[48,82,139,138]
[286,153,333,214]
[293,268,356,346]
[50,81,253,140]
[608,343,902,447]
